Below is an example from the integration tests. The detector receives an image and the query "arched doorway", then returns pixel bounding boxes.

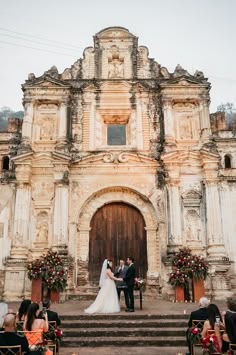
[89,202,147,284]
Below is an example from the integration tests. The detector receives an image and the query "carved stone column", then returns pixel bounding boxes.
[163,101,175,145]
[167,182,182,251]
[199,100,211,138]
[77,227,90,286]
[12,183,31,257]
[205,182,226,258]
[53,182,69,246]
[58,102,68,141]
[21,102,34,148]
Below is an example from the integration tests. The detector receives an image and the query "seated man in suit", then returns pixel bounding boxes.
[42,300,61,326]
[222,296,236,351]
[0,312,29,354]
[186,296,209,355]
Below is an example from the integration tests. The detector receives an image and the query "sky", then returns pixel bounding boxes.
[0,0,235,113]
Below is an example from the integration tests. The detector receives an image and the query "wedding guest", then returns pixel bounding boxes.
[24,302,48,353]
[39,299,61,326]
[223,296,236,345]
[186,296,209,355]
[201,303,223,352]
[0,313,29,354]
[16,299,31,322]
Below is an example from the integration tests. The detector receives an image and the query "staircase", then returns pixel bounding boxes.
[61,313,188,348]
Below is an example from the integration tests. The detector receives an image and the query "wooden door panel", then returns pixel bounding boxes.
[89,202,147,284]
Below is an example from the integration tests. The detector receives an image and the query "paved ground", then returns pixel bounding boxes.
[7,297,227,355]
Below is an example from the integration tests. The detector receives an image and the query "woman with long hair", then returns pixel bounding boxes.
[201,303,223,352]
[24,303,49,354]
[85,259,122,314]
[17,299,31,322]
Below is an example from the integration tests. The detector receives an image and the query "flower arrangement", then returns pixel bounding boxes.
[26,250,68,292]
[27,258,44,280]
[168,248,209,288]
[134,278,146,292]
[187,326,202,345]
[201,335,221,354]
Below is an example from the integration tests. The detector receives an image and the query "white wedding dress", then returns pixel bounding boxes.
[85,269,120,314]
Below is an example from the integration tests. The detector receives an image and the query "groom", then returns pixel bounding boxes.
[123,256,136,312]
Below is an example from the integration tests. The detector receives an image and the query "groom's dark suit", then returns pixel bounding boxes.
[123,263,136,311]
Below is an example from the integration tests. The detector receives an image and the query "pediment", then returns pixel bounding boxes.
[12,152,70,166]
[96,26,134,39]
[182,189,202,200]
[73,152,157,165]
[161,75,209,86]
[23,75,70,88]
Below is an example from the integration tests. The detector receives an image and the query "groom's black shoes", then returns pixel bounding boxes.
[128,309,134,312]
[125,308,130,312]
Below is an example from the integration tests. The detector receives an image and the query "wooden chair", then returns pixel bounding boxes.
[229,343,236,353]
[0,345,22,355]
[15,321,24,332]
[17,330,43,352]
[191,320,205,355]
[43,321,59,354]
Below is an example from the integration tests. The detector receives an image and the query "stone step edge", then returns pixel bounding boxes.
[63,327,185,332]
[60,314,189,320]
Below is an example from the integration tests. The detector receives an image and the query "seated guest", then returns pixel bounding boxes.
[17,299,31,322]
[0,313,29,354]
[186,296,209,355]
[40,300,61,326]
[24,303,48,354]
[0,303,8,330]
[201,303,223,353]
[223,296,236,344]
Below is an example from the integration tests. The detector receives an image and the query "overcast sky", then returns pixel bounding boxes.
[0,0,235,112]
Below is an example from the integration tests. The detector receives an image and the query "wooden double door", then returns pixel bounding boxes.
[89,202,147,284]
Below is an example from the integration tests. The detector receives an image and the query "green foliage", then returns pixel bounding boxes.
[0,106,24,131]
[217,102,236,129]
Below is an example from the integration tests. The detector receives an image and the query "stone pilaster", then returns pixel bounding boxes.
[53,182,69,246]
[205,182,226,259]
[21,102,34,143]
[163,101,175,145]
[58,102,68,142]
[199,100,211,138]
[167,182,182,251]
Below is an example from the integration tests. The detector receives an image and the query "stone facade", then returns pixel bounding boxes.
[0,26,236,300]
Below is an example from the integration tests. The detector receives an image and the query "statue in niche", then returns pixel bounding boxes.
[82,47,94,79]
[39,116,55,140]
[138,46,150,78]
[108,45,124,78]
[185,209,201,241]
[180,116,192,139]
[36,222,48,242]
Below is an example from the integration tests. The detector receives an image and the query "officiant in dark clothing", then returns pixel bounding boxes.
[39,300,61,326]
[114,259,129,306]
[123,256,136,312]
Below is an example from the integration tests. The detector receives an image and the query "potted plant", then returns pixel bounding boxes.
[27,258,44,302]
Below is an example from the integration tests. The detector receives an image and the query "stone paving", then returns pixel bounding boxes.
[7,297,227,355]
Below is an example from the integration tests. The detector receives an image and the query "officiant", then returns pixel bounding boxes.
[114,259,129,306]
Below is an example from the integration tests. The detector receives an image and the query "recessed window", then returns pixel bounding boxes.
[107,124,126,145]
[2,156,9,170]
[224,155,231,169]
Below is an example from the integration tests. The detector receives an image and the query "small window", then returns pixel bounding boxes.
[2,156,9,170]
[224,155,231,169]
[107,124,126,145]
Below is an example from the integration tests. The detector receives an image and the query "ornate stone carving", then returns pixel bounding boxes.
[36,221,48,242]
[82,47,95,79]
[137,46,150,78]
[108,46,124,78]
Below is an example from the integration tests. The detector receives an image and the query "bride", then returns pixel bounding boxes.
[85,259,122,314]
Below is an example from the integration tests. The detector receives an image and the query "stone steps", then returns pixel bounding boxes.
[61,314,188,347]
[62,336,187,347]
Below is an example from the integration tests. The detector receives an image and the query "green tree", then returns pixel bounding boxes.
[217,102,236,129]
[0,106,24,131]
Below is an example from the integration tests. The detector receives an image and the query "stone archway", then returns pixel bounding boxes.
[76,187,159,287]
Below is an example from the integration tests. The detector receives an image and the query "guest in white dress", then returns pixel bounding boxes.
[85,259,122,314]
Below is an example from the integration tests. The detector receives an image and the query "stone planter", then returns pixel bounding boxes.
[50,289,60,303]
[175,285,185,302]
[193,277,205,302]
[31,278,42,303]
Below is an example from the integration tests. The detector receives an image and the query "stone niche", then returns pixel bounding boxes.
[181,189,204,252]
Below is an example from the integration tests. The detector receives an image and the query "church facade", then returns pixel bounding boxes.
[0,27,236,300]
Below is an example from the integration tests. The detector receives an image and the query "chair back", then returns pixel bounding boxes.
[192,319,205,330]
[44,321,57,341]
[230,343,236,351]
[0,345,21,355]
[17,330,43,349]
[15,322,24,332]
